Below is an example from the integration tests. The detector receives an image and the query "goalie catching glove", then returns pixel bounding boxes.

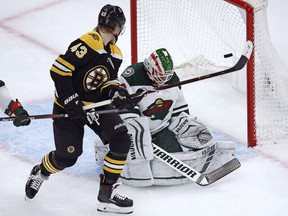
[5,99,31,127]
[168,112,213,150]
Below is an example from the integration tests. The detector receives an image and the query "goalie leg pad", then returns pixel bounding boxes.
[204,141,236,173]
[95,116,153,166]
[118,116,155,187]
[120,161,154,187]
[151,158,190,186]
[123,116,153,162]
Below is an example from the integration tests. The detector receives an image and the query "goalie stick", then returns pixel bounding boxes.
[153,143,241,186]
[0,41,253,122]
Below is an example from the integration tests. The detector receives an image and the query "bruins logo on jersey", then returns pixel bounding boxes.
[84,65,110,91]
[143,98,173,120]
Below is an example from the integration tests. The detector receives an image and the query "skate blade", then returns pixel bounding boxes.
[97,202,133,214]
[24,195,31,201]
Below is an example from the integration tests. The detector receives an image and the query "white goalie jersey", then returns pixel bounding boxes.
[119,63,189,135]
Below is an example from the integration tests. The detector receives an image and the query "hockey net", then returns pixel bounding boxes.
[130,0,288,147]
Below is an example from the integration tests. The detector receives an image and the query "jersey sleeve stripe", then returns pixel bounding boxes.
[100,80,120,92]
[51,65,72,77]
[56,56,75,71]
[53,61,72,72]
[172,105,189,116]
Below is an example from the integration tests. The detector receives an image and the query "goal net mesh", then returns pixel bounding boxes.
[134,0,288,145]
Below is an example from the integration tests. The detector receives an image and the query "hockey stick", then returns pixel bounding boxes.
[0,106,120,122]
[153,143,241,186]
[0,41,253,122]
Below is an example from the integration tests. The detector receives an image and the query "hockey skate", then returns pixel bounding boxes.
[25,165,48,200]
[97,174,133,214]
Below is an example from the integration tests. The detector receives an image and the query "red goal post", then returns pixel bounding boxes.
[130,0,288,147]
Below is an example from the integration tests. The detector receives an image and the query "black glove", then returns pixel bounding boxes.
[61,93,87,123]
[110,87,130,109]
[111,87,145,110]
[5,99,31,127]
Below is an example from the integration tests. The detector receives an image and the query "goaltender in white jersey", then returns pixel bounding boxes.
[95,48,236,186]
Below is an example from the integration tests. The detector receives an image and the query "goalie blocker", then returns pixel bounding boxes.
[95,115,238,186]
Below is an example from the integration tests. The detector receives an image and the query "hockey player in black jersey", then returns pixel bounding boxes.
[25,4,141,214]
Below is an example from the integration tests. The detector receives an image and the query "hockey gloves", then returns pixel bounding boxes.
[61,93,87,124]
[5,99,31,127]
[111,87,131,109]
[110,87,144,110]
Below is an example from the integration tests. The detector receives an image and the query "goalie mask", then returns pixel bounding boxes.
[98,4,126,40]
[143,48,174,86]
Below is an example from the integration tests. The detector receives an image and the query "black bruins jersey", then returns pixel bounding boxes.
[50,30,123,107]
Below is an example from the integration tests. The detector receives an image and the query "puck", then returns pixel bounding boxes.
[224,53,233,58]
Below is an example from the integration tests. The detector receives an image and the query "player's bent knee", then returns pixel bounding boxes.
[109,132,131,154]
